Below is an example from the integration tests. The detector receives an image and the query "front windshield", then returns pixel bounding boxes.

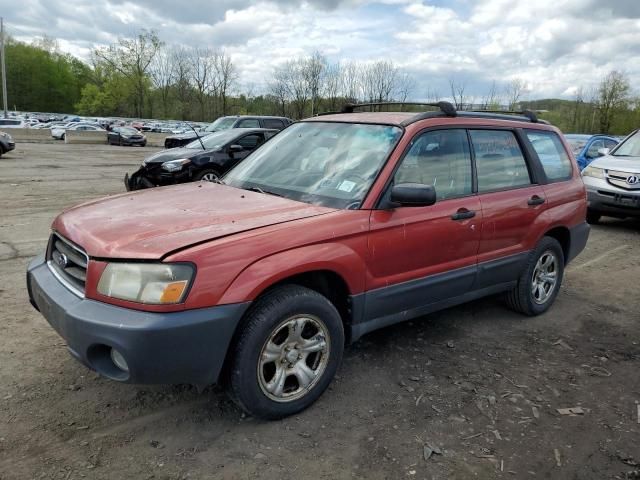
[612,130,640,157]
[204,117,237,132]
[224,122,403,209]
[185,130,239,150]
[120,127,139,135]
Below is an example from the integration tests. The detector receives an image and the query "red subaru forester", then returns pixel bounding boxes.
[27,103,589,419]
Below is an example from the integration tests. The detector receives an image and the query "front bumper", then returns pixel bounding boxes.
[27,254,249,386]
[583,176,640,217]
[3,141,15,152]
[125,166,191,191]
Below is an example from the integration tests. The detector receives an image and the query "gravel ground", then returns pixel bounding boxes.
[1,143,639,480]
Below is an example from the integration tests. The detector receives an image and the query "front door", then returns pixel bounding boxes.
[366,128,481,323]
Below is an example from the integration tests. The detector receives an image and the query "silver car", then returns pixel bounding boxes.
[582,129,640,223]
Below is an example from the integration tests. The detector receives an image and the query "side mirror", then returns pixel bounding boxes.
[390,183,437,207]
[597,147,610,157]
[228,144,244,153]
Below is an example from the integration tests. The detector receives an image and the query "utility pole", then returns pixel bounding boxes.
[1,17,8,118]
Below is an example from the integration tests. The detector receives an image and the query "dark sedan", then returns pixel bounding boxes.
[125,128,277,190]
[108,127,147,147]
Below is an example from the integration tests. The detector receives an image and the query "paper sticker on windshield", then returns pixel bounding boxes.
[338,180,356,192]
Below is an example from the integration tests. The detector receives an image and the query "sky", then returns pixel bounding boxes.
[2,0,639,101]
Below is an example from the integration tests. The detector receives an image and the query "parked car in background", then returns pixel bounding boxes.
[125,128,277,190]
[582,128,640,223]
[107,127,147,147]
[565,134,619,170]
[28,103,589,420]
[164,116,292,149]
[52,123,105,141]
[0,131,16,158]
[0,118,26,129]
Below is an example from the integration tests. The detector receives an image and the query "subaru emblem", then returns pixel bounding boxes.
[53,251,68,269]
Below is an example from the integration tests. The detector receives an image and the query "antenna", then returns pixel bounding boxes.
[183,122,206,150]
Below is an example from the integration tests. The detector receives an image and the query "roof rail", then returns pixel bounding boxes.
[467,109,540,123]
[340,101,457,117]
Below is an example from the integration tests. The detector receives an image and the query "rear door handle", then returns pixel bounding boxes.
[451,209,476,221]
[528,195,545,206]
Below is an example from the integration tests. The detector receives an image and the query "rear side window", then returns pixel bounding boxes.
[238,118,260,128]
[263,119,285,129]
[394,129,472,200]
[525,130,572,180]
[470,130,531,192]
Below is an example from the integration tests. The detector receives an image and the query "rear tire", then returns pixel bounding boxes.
[505,237,564,316]
[227,285,344,420]
[586,210,601,224]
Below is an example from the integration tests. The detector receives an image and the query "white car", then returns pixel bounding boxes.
[0,118,26,129]
[51,123,105,141]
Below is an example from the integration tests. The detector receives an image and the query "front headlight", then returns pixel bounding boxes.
[161,158,191,172]
[582,165,605,179]
[97,263,195,304]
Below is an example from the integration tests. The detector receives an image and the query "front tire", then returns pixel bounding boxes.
[505,237,564,316]
[586,210,601,224]
[195,169,221,182]
[227,285,344,420]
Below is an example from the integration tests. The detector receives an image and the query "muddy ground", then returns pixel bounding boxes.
[1,143,639,480]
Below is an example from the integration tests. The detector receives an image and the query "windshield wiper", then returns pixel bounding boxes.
[244,186,283,197]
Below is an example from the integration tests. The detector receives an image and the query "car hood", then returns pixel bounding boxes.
[590,155,640,173]
[52,182,335,259]
[143,147,209,164]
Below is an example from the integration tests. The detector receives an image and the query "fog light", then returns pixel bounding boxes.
[110,348,129,373]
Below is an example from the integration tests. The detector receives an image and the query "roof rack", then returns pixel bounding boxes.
[470,109,540,123]
[340,101,457,117]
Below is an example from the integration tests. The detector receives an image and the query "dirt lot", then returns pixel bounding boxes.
[1,142,639,480]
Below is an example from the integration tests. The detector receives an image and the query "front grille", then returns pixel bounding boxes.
[47,233,88,297]
[607,170,640,190]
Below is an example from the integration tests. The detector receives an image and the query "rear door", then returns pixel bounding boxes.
[366,128,481,322]
[470,129,547,289]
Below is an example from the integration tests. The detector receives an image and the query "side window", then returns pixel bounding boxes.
[394,129,472,200]
[586,139,604,158]
[470,130,531,192]
[263,119,284,129]
[237,134,262,149]
[525,130,573,181]
[604,139,618,150]
[238,118,260,128]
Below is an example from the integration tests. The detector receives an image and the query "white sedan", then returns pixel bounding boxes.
[51,123,105,140]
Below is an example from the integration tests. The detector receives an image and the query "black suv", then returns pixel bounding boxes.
[126,128,277,190]
[0,131,16,158]
[164,116,292,149]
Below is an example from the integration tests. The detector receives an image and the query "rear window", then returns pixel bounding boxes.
[469,130,531,192]
[526,130,572,180]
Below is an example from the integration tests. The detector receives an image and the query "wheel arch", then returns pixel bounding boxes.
[543,225,571,264]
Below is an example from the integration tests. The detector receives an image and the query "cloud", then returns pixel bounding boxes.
[2,0,640,100]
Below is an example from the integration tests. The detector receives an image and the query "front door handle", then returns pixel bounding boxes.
[528,195,545,206]
[451,208,476,221]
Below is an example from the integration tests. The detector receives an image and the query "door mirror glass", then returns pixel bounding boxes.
[597,147,610,157]
[390,183,437,207]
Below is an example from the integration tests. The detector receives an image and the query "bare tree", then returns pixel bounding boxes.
[341,61,361,103]
[597,70,630,133]
[188,47,217,120]
[506,78,527,110]
[149,46,174,117]
[448,78,468,109]
[215,51,238,116]
[395,72,416,103]
[171,47,193,120]
[425,88,441,102]
[269,66,290,117]
[362,60,398,106]
[323,62,342,112]
[303,51,326,116]
[94,29,162,117]
[481,80,500,110]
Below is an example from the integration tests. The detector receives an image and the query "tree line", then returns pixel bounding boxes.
[1,30,638,135]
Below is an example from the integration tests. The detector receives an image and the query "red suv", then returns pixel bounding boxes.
[27,103,589,419]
